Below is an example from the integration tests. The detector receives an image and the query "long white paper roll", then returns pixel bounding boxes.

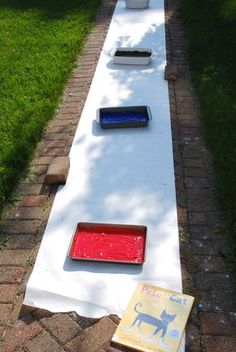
[24,0,182,324]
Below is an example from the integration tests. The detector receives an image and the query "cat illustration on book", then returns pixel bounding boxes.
[122,302,176,347]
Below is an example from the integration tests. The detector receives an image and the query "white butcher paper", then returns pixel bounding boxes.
[24,0,183,329]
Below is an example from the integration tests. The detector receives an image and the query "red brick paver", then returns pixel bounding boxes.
[0,0,235,351]
[1,319,43,352]
[40,313,80,344]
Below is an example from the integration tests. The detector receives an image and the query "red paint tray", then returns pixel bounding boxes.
[68,222,147,264]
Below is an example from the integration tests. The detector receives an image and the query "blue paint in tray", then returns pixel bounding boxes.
[98,106,151,129]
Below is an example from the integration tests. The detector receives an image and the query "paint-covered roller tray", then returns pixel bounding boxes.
[97,106,152,129]
[113,48,152,65]
[68,222,147,264]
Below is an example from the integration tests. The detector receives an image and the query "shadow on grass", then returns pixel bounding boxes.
[0,0,102,20]
[180,0,236,242]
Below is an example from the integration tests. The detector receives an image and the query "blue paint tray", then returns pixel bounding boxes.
[97,106,152,129]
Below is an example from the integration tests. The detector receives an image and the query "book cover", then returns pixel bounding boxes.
[112,283,194,352]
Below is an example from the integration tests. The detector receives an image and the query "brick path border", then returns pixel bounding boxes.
[1,0,236,351]
[166,0,236,351]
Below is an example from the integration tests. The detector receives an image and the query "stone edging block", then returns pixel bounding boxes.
[45,156,70,185]
[164,63,178,81]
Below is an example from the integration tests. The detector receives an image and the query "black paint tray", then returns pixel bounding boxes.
[97,106,152,129]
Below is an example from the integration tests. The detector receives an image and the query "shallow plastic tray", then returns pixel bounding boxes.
[97,105,152,129]
[113,48,152,65]
[125,0,150,9]
[68,222,147,264]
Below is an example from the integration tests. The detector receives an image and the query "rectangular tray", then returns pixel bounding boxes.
[113,48,152,65]
[125,0,150,9]
[97,106,152,129]
[68,222,147,264]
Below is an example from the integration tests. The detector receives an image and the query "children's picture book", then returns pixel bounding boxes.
[112,283,194,352]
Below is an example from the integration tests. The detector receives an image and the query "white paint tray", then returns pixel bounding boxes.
[125,0,150,9]
[112,48,152,65]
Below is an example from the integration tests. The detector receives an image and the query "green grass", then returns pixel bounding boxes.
[181,0,236,249]
[0,0,100,211]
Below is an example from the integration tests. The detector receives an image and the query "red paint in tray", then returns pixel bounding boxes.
[68,223,147,264]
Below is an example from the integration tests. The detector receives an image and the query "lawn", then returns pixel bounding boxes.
[181,0,236,249]
[0,0,100,211]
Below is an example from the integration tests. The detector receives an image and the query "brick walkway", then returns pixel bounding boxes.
[0,0,236,351]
